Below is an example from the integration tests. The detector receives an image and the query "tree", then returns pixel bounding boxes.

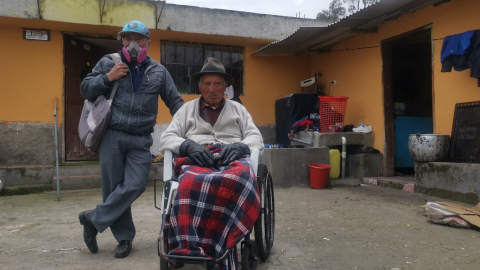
[362,0,379,7]
[316,0,380,23]
[344,0,360,14]
[316,0,346,24]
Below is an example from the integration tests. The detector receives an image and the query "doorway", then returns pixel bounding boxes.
[63,35,122,161]
[381,26,433,176]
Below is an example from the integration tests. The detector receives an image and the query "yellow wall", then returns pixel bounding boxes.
[0,27,64,124]
[40,0,156,28]
[310,0,480,153]
[0,18,311,128]
[155,47,311,126]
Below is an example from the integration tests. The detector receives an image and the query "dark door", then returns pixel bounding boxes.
[381,26,433,176]
[64,36,102,161]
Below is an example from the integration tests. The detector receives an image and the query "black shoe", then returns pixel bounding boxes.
[114,240,132,258]
[78,211,98,254]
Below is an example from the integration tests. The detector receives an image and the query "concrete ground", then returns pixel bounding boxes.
[2,184,480,270]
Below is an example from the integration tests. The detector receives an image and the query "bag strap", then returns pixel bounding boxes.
[109,53,122,64]
[107,53,122,101]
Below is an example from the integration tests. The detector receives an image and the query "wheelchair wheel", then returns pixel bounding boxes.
[241,240,258,270]
[160,254,168,270]
[159,218,169,270]
[254,164,275,261]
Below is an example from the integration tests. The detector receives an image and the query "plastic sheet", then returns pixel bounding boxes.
[426,202,471,228]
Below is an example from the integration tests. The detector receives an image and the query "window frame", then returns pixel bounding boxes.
[160,40,244,96]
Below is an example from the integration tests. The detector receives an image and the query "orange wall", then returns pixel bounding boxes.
[155,46,312,126]
[0,19,311,128]
[0,27,64,124]
[310,0,480,153]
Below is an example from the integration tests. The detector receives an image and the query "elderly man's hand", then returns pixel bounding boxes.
[179,140,215,167]
[107,63,129,82]
[217,143,251,166]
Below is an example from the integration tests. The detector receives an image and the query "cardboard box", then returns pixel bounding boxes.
[435,202,480,228]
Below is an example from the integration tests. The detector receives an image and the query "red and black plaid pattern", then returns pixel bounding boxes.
[168,144,260,270]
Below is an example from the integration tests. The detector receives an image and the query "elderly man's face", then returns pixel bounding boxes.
[199,74,226,107]
[122,33,150,49]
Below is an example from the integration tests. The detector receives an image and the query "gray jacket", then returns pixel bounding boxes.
[80,55,184,136]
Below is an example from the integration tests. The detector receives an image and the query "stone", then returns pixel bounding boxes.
[346,153,383,179]
[261,147,330,188]
[415,161,480,204]
[292,131,374,150]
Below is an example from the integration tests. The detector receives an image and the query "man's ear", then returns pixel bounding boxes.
[146,40,151,51]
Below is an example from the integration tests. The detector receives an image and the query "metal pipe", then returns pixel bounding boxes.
[342,137,346,178]
[54,98,61,201]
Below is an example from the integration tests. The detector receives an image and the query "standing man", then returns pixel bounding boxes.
[79,21,184,258]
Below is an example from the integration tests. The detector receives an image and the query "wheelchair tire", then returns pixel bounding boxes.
[254,164,275,261]
[241,240,258,270]
[160,255,168,270]
[265,172,275,249]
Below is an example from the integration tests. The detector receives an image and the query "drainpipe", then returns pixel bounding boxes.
[342,137,346,178]
[54,98,61,201]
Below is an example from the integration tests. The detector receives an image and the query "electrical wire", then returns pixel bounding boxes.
[323,37,446,53]
[328,82,334,96]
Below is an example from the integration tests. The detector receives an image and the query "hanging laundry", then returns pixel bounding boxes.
[468,30,480,87]
[441,31,475,72]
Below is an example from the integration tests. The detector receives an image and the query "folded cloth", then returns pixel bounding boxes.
[292,120,313,128]
[343,125,354,132]
[441,31,475,63]
[168,144,260,270]
[361,147,380,154]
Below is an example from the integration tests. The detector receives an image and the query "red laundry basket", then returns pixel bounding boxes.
[319,96,349,133]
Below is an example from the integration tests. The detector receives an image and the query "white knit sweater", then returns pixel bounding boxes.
[159,98,264,154]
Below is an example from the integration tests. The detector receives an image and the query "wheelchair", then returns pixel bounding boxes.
[155,149,275,270]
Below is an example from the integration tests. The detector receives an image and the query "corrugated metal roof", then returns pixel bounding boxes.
[253,0,449,55]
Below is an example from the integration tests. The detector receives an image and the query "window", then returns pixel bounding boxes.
[161,41,244,95]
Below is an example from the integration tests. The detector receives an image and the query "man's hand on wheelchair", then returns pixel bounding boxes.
[217,142,250,166]
[179,139,215,167]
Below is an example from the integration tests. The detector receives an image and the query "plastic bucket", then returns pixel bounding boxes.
[309,164,331,189]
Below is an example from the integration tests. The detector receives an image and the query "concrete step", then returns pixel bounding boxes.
[363,176,416,192]
[1,163,163,187]
[58,165,101,176]
[53,175,102,190]
[0,183,52,196]
[329,177,362,187]
[0,165,55,185]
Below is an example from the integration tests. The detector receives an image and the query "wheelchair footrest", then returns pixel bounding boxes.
[165,248,231,267]
[165,254,215,267]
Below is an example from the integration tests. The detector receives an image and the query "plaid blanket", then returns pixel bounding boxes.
[168,144,260,270]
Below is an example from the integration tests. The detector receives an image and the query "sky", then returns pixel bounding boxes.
[164,0,332,19]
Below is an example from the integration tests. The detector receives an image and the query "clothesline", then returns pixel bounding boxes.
[329,38,445,53]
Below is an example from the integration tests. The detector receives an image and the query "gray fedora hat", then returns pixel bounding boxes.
[191,57,234,86]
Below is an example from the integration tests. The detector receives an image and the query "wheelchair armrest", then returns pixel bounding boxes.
[251,149,259,176]
[163,150,173,183]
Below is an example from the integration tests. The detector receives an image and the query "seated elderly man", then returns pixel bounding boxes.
[159,57,264,269]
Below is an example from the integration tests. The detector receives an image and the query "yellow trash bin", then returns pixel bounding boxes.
[329,149,341,179]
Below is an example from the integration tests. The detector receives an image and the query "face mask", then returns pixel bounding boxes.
[122,40,148,65]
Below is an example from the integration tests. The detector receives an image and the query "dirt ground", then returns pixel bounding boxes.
[1,184,480,270]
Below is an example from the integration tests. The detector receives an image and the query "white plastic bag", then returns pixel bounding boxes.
[425,202,471,228]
